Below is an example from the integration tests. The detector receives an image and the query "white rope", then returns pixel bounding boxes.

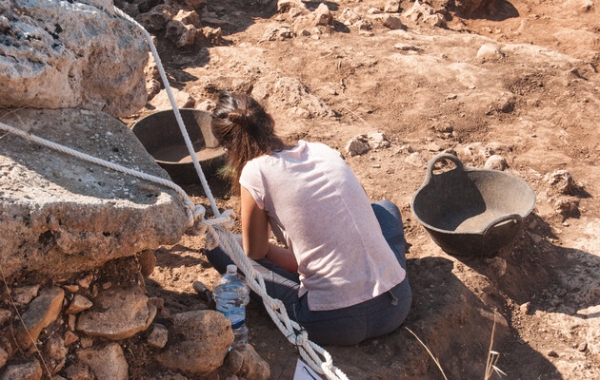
[0,120,227,229]
[113,7,221,218]
[109,8,349,379]
[214,227,349,380]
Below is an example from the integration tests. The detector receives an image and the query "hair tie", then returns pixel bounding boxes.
[227,109,255,128]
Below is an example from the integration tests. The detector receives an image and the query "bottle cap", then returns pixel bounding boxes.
[226,264,237,275]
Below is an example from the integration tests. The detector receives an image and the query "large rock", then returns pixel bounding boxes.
[15,287,64,350]
[0,360,42,380]
[0,108,188,280]
[156,310,233,376]
[225,344,271,380]
[77,343,128,380]
[0,0,148,117]
[76,286,156,340]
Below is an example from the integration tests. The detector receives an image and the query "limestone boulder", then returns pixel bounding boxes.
[0,108,188,280]
[0,0,148,117]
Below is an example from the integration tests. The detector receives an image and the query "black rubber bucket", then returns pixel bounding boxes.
[411,153,536,257]
[131,109,226,185]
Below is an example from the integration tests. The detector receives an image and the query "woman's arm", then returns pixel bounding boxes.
[241,186,298,273]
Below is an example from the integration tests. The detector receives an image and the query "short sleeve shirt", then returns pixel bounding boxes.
[240,140,406,311]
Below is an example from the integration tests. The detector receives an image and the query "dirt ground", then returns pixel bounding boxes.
[121,0,600,379]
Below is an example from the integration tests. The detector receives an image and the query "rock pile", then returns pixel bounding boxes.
[0,270,270,379]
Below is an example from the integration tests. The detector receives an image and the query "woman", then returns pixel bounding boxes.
[205,91,411,345]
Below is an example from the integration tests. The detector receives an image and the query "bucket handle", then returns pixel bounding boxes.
[481,213,523,235]
[424,153,465,183]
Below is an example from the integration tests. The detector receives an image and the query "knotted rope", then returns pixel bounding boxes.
[113,8,348,378]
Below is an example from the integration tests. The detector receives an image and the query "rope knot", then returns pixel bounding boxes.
[294,329,308,347]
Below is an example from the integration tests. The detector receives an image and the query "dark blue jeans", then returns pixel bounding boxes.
[205,200,412,346]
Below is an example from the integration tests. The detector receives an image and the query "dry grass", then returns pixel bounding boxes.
[405,310,507,380]
[404,326,449,380]
[484,313,506,379]
[0,267,52,377]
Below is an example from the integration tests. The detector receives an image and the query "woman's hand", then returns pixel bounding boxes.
[241,186,298,273]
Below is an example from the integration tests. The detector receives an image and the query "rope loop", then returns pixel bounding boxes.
[192,204,207,221]
[220,209,236,229]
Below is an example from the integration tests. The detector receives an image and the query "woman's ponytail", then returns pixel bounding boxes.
[227,109,256,128]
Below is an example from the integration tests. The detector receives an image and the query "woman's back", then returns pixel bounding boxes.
[240,140,406,311]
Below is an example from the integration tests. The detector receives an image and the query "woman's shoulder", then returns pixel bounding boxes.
[303,140,344,159]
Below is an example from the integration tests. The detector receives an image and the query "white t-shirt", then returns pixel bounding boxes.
[239,140,406,311]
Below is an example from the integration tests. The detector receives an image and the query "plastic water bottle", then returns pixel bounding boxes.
[213,264,250,348]
[220,264,240,285]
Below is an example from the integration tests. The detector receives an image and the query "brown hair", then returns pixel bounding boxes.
[211,92,284,188]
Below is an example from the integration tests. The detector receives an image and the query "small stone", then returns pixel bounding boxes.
[477,44,503,60]
[76,286,156,340]
[147,297,165,311]
[393,43,421,52]
[68,314,76,332]
[62,285,79,293]
[405,152,426,167]
[64,364,92,380]
[424,142,442,152]
[52,358,67,376]
[313,3,332,26]
[225,344,271,379]
[520,302,531,315]
[45,336,68,360]
[577,342,587,352]
[485,155,508,171]
[138,250,157,278]
[435,125,454,133]
[381,14,403,30]
[78,274,94,289]
[0,308,11,325]
[146,79,161,100]
[15,287,65,350]
[66,295,93,314]
[345,135,370,156]
[77,343,128,380]
[1,360,42,380]
[384,0,400,13]
[12,285,40,304]
[366,131,390,150]
[547,350,559,357]
[64,331,79,346]
[0,347,8,369]
[147,323,169,348]
[80,337,94,349]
